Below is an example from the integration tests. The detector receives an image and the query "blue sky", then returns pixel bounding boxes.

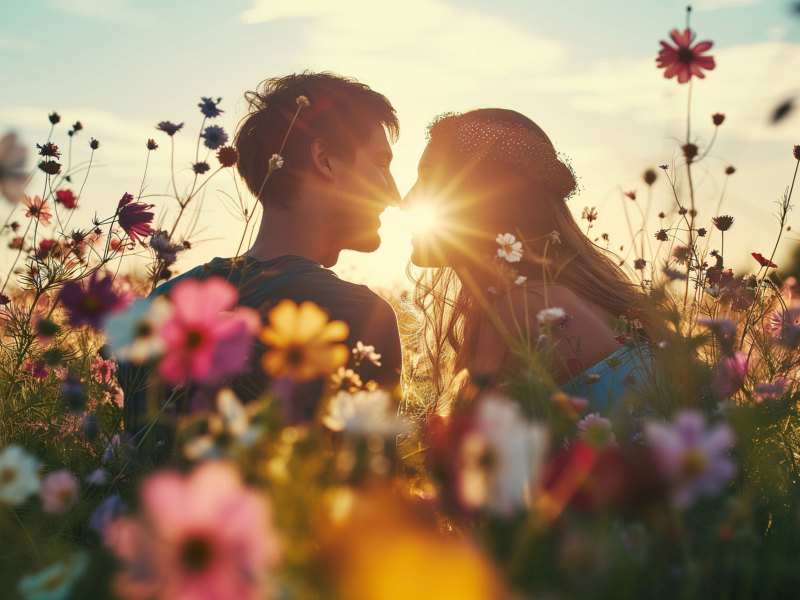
[2,0,799,287]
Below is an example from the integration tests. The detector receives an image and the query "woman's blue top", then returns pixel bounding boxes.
[561,343,653,414]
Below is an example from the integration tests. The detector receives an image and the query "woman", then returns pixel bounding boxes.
[405,109,655,415]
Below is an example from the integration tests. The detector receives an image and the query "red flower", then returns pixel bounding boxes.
[656,28,716,84]
[751,252,777,268]
[55,189,78,209]
[117,193,155,246]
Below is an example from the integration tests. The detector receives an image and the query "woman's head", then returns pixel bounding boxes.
[403,109,576,269]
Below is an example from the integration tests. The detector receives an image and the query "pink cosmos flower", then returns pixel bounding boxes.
[656,28,716,84]
[711,351,749,397]
[158,277,260,386]
[106,461,280,600]
[117,193,155,247]
[91,356,118,386]
[40,470,80,514]
[23,195,52,226]
[644,410,735,508]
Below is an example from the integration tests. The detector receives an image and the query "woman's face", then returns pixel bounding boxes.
[403,143,496,268]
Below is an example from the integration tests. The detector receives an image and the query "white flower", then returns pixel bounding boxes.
[514,275,528,286]
[322,389,407,436]
[461,395,549,515]
[185,389,262,460]
[496,233,523,263]
[0,132,27,204]
[18,552,89,600]
[0,445,41,506]
[352,341,382,367]
[536,307,570,328]
[577,413,617,447]
[104,296,172,363]
[268,153,284,170]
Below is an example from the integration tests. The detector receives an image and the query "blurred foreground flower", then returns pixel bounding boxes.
[40,470,79,514]
[0,445,41,506]
[712,351,749,397]
[0,133,27,203]
[105,296,172,363]
[260,300,349,381]
[18,552,88,600]
[184,389,262,460]
[644,410,735,507]
[58,271,123,330]
[656,28,715,84]
[159,277,260,385]
[323,389,406,436]
[107,461,280,600]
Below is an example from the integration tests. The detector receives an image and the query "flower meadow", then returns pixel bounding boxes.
[1,10,800,600]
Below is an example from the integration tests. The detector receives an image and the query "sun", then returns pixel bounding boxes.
[407,204,440,235]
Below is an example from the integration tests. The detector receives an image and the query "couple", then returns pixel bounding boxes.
[124,71,650,437]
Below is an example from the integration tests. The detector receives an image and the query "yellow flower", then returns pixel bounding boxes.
[259,300,349,381]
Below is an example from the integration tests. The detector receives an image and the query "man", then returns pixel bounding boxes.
[122,72,403,443]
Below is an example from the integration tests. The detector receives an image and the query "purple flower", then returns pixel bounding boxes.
[712,351,749,397]
[767,307,800,349]
[58,271,122,330]
[156,121,184,136]
[644,410,735,508]
[117,192,155,246]
[697,317,736,340]
[192,161,211,175]
[198,96,223,118]
[754,378,789,403]
[89,494,127,544]
[201,125,228,150]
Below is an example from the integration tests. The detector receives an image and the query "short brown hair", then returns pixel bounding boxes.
[235,72,399,207]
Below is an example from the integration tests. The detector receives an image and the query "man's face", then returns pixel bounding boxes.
[329,124,400,253]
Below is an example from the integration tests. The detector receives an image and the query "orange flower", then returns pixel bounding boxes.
[259,300,349,381]
[656,28,715,84]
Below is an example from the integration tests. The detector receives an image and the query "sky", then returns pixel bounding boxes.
[1,0,799,290]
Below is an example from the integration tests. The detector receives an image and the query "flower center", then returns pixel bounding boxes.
[677,47,695,65]
[0,467,17,485]
[135,321,152,338]
[679,448,708,478]
[180,535,215,573]
[80,294,103,315]
[185,329,205,349]
[285,345,305,367]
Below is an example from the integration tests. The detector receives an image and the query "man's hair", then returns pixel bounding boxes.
[235,72,399,207]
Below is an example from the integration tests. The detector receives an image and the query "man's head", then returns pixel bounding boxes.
[235,72,400,255]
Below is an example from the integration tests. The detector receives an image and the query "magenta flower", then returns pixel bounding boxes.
[767,306,800,349]
[158,277,260,386]
[754,378,789,403]
[711,351,749,397]
[117,193,155,247]
[656,28,716,84]
[644,410,735,507]
[106,461,280,600]
[91,356,118,386]
[58,271,123,330]
[40,470,80,514]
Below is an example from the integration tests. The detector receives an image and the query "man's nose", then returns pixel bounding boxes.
[384,171,401,207]
[399,183,417,212]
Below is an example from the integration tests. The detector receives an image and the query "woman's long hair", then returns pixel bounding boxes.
[410,109,646,412]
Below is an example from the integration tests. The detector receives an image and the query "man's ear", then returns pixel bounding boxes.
[309,138,335,180]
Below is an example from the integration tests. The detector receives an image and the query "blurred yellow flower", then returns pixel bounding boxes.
[259,300,349,381]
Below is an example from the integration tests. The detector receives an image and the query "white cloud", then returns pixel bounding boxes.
[692,0,763,10]
[0,32,29,51]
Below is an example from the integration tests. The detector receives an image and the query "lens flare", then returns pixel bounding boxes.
[408,204,439,235]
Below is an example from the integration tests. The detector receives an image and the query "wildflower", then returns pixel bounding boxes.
[0,133,27,203]
[601,232,609,241]
[149,230,184,267]
[106,461,280,600]
[794,145,800,161]
[37,141,60,158]
[655,229,669,242]
[552,391,589,418]
[697,227,707,237]
[89,494,127,543]
[514,275,528,286]
[268,153,284,171]
[71,121,83,134]
[0,293,9,306]
[767,306,800,349]
[36,238,58,259]
[634,258,647,270]
[24,359,49,379]
[496,233,523,263]
[18,552,88,600]
[260,299,349,381]
[38,160,61,175]
[323,389,406,436]
[217,146,238,167]
[0,445,41,505]
[159,277,260,385]
[117,192,155,246]
[352,340,382,367]
[645,410,734,507]
[91,355,118,386]
[697,317,736,339]
[624,190,636,201]
[146,138,158,150]
[581,206,598,222]
[754,378,789,403]
[711,215,734,232]
[184,389,262,460]
[725,165,736,175]
[656,28,716,84]
[192,161,211,175]
[60,375,88,412]
[537,307,570,328]
[682,143,699,162]
[671,245,691,265]
[89,137,100,150]
[40,470,80,514]
[712,351,749,397]
[23,195,52,225]
[55,188,78,209]
[330,366,363,392]
[578,413,617,448]
[198,96,223,118]
[751,252,777,268]
[296,95,310,108]
[712,113,725,126]
[48,112,61,124]
[643,168,657,185]
[156,121,184,136]
[59,271,121,329]
[201,125,228,150]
